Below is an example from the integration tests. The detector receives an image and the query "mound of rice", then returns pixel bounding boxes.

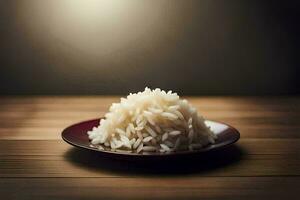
[87,87,217,154]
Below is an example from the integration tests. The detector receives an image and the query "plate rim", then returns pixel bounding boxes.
[61,118,240,157]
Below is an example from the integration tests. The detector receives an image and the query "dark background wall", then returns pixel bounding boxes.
[0,0,299,95]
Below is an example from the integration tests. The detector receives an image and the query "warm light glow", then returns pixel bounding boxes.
[64,0,127,22]
[16,0,169,58]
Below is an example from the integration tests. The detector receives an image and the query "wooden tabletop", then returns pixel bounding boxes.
[0,96,299,200]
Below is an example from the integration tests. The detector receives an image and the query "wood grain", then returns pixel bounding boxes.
[0,96,299,199]
[0,177,299,200]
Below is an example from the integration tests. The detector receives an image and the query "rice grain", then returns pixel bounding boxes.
[88,87,217,154]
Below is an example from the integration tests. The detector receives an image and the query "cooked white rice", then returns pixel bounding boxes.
[87,87,217,154]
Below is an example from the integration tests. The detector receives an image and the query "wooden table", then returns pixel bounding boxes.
[0,96,299,200]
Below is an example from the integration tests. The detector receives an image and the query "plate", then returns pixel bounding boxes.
[62,118,240,159]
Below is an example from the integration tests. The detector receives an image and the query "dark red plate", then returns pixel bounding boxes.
[62,118,240,159]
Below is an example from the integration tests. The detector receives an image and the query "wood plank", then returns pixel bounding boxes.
[0,139,299,156]
[0,96,298,110]
[0,97,298,134]
[0,110,299,121]
[0,177,299,200]
[0,97,299,199]
[0,96,299,104]
[0,103,298,112]
[1,117,299,129]
[1,110,299,121]
[0,124,299,140]
[1,127,300,140]
[0,144,299,177]
[0,128,63,140]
